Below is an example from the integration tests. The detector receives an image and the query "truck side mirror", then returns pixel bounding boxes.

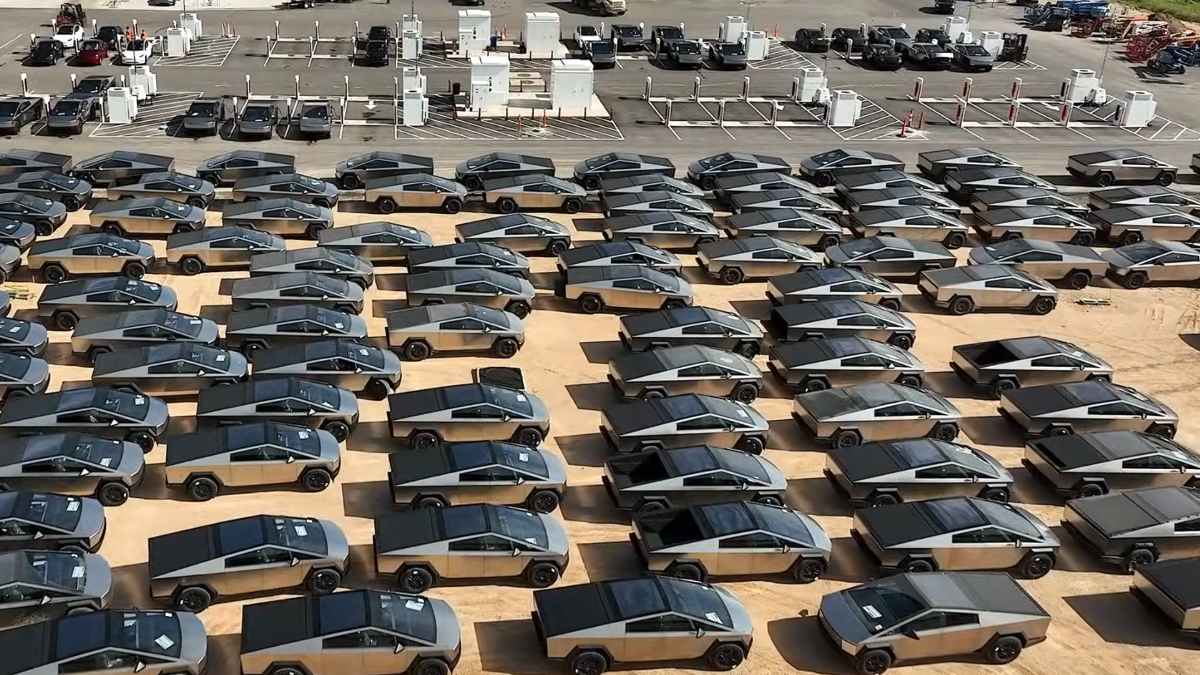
[394,642,405,654]
[289,557,300,567]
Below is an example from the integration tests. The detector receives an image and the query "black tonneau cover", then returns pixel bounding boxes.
[534,582,614,636]
[374,508,441,551]
[1139,558,1200,611]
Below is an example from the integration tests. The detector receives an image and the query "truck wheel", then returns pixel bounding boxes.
[514,427,544,447]
[856,649,892,675]
[719,267,745,284]
[86,345,111,365]
[41,263,68,283]
[1122,271,1148,289]
[172,222,196,234]
[527,489,560,513]
[1029,296,1056,315]
[122,261,147,279]
[662,298,687,310]
[267,667,304,675]
[186,196,208,208]
[991,378,1019,398]
[492,337,520,358]
[1065,270,1091,290]
[322,421,350,443]
[305,223,328,240]
[180,257,205,276]
[570,651,608,675]
[635,500,668,516]
[525,561,560,588]
[888,333,914,350]
[942,231,966,249]
[734,342,759,358]
[97,481,130,506]
[100,221,124,236]
[497,198,518,214]
[1094,172,1115,187]
[878,298,901,311]
[187,476,220,501]
[1075,482,1104,499]
[867,492,899,507]
[507,301,531,318]
[817,234,840,250]
[667,562,705,582]
[174,586,212,613]
[930,422,959,442]
[1070,230,1095,246]
[832,429,863,448]
[895,374,922,389]
[948,296,974,316]
[442,198,463,214]
[985,635,1024,665]
[547,239,570,256]
[1018,552,1055,579]
[410,431,440,448]
[403,340,433,361]
[414,495,448,509]
[1148,423,1177,438]
[52,311,78,331]
[398,566,435,593]
[901,557,936,573]
[35,220,55,237]
[578,294,604,314]
[705,643,746,671]
[793,558,827,584]
[306,568,341,594]
[301,468,333,492]
[1157,171,1176,186]
[1125,547,1157,572]
[801,377,829,393]
[1120,230,1143,246]
[978,487,1010,503]
[127,431,155,452]
[731,383,758,404]
[376,197,397,214]
[737,435,765,455]
[563,197,582,214]
[364,378,391,401]
[412,659,451,675]
[61,195,81,211]
[339,174,362,190]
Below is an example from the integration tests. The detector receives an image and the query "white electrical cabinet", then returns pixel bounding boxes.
[165,28,190,57]
[978,30,1003,56]
[551,59,593,110]
[459,9,492,55]
[403,89,427,127]
[106,87,138,124]
[402,31,421,60]
[470,54,510,109]
[1061,68,1107,105]
[797,66,829,105]
[1117,90,1157,128]
[744,30,769,60]
[524,12,560,56]
[720,16,747,43]
[127,66,157,101]
[402,66,426,96]
[179,13,202,39]
[827,90,861,128]
[945,16,968,43]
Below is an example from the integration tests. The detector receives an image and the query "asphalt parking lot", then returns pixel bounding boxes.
[0,2,1198,675]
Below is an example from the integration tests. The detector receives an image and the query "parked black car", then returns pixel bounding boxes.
[863,43,903,70]
[0,97,45,134]
[794,28,832,52]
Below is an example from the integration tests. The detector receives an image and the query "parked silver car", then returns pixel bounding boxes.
[221,198,334,239]
[712,171,819,203]
[729,189,842,217]
[918,264,1058,316]
[1089,185,1200,212]
[386,302,524,361]
[826,438,1013,507]
[1102,239,1200,288]
[164,422,341,500]
[852,496,1059,577]
[92,343,248,397]
[601,393,769,454]
[0,386,168,452]
[149,515,350,612]
[365,173,469,214]
[1067,149,1177,187]
[0,351,49,400]
[769,337,924,393]
[0,549,112,615]
[166,226,285,275]
[951,335,1113,398]
[967,239,1107,289]
[70,151,174,187]
[825,236,956,279]
[688,151,791,189]
[557,241,681,276]
[533,576,754,673]
[799,148,903,187]
[105,171,216,208]
[603,212,721,249]
[0,491,106,553]
[918,146,1021,179]
[944,167,1056,198]
[0,193,68,235]
[224,305,366,355]
[558,265,693,314]
[316,221,432,264]
[1025,430,1200,499]
[847,206,969,248]
[1090,205,1200,245]
[38,277,177,331]
[633,500,832,583]
[455,214,572,255]
[374,504,569,591]
[609,345,762,402]
[766,267,901,308]
[249,247,375,289]
[251,339,401,399]
[230,272,364,315]
[0,170,91,211]
[974,205,1098,244]
[722,207,843,248]
[335,151,433,189]
[455,152,555,190]
[1000,380,1179,438]
[231,173,339,208]
[404,269,535,318]
[388,383,551,448]
[604,445,788,513]
[0,434,143,506]
[697,237,821,284]
[388,441,567,512]
[195,150,294,186]
[574,152,675,190]
[834,168,946,196]
[793,382,961,447]
[28,233,155,283]
[239,590,461,675]
[90,197,206,236]
[1063,486,1200,570]
[969,187,1088,217]
[618,306,764,357]
[767,299,916,349]
[603,191,714,220]
[408,241,530,278]
[196,377,359,441]
[70,308,219,362]
[0,318,49,357]
[601,173,706,199]
[819,572,1049,674]
[1131,558,1200,639]
[843,188,959,217]
[484,175,588,214]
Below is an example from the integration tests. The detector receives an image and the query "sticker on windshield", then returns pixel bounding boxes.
[190,319,202,324]
[516,394,527,402]
[518,452,529,462]
[405,599,425,611]
[294,525,308,537]
[862,604,882,619]
[66,501,79,512]
[705,612,723,624]
[298,431,309,439]
[134,396,145,405]
[72,565,85,578]
[359,348,370,355]
[155,635,175,651]
[216,353,226,362]
[100,457,112,467]
[334,322,344,329]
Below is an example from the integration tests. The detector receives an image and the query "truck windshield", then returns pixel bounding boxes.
[848,579,928,632]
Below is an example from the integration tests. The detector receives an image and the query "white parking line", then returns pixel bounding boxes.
[155,37,240,68]
[0,33,25,52]
[89,92,203,138]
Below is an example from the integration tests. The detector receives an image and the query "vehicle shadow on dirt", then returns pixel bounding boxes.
[768,615,855,674]
[1063,591,1198,649]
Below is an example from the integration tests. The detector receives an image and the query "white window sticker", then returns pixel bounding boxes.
[216,354,227,362]
[66,501,79,512]
[334,322,345,329]
[516,394,527,402]
[190,319,202,324]
[525,537,538,544]
[124,619,137,628]
[294,525,308,537]
[155,635,175,651]
[72,565,85,578]
[134,396,145,405]
[359,348,370,356]
[705,612,723,624]
[100,457,112,467]
[862,605,882,619]
[298,431,310,439]
[7,326,19,333]
[32,559,45,567]
[518,453,529,462]
[405,599,425,611]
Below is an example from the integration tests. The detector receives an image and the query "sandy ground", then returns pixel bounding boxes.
[7,202,1200,675]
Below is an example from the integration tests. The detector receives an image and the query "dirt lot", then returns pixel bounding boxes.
[12,204,1200,675]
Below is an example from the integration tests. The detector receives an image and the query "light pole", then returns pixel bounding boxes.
[1098,40,1111,80]
[739,0,758,29]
